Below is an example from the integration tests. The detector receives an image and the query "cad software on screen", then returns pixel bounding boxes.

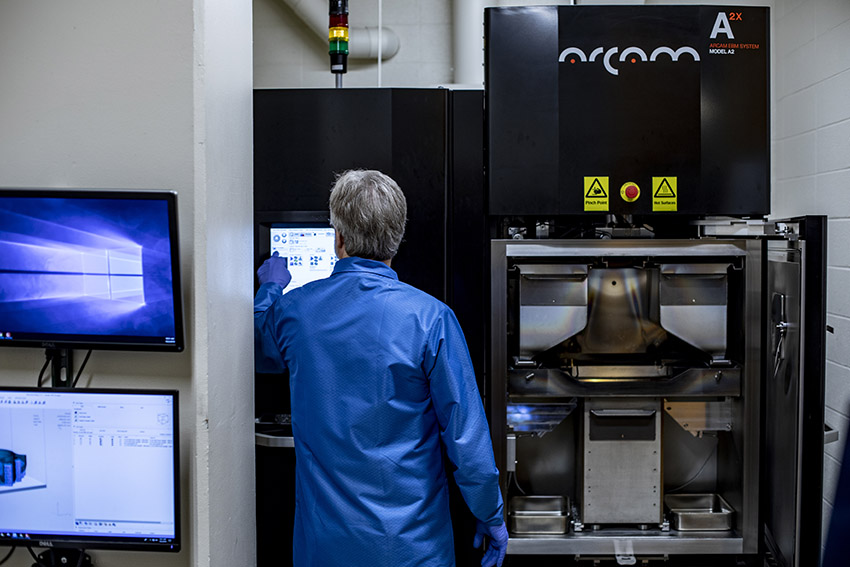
[0,390,177,544]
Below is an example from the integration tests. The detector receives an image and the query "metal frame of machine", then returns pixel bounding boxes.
[490,238,760,557]
[486,219,826,566]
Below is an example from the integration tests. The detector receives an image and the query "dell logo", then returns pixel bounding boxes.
[559,46,700,76]
[39,541,53,547]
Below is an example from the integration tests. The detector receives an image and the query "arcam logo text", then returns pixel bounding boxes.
[558,46,700,76]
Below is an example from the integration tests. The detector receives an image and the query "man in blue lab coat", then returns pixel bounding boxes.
[254,170,507,567]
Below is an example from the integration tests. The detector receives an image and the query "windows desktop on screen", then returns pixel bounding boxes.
[0,195,178,345]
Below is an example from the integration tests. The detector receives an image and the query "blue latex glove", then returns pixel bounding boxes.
[473,520,508,567]
[257,252,292,288]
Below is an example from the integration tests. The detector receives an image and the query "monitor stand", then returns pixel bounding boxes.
[46,348,74,388]
[32,549,92,567]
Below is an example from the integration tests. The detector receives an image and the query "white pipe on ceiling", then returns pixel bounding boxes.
[280,0,399,60]
[453,0,485,86]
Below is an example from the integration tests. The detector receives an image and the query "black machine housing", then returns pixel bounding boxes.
[484,6,826,567]
[486,5,769,219]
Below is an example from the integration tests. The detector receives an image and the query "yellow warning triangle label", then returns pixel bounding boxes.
[585,178,608,198]
[654,178,676,198]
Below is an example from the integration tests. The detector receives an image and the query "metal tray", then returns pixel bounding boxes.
[509,496,569,535]
[665,493,734,531]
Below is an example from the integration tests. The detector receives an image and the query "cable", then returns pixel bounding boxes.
[667,443,718,494]
[37,352,53,388]
[508,471,526,495]
[26,547,48,567]
[71,350,93,388]
[0,547,15,566]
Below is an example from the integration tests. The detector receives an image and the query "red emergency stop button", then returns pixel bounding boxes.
[620,182,640,202]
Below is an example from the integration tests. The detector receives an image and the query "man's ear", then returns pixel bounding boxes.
[335,231,347,258]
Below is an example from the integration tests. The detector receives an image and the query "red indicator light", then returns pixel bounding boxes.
[329,14,347,27]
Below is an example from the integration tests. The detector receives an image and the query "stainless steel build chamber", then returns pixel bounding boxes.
[488,227,826,565]
[491,238,759,555]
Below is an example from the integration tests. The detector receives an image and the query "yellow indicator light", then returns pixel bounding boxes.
[329,27,349,41]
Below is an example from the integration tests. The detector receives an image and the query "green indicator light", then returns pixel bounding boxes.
[329,39,349,55]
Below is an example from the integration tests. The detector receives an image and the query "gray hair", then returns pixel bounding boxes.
[329,170,407,261]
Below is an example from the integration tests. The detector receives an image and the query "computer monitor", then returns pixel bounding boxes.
[0,387,180,553]
[269,225,337,294]
[255,212,337,295]
[0,189,184,352]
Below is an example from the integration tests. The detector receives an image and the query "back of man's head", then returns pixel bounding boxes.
[329,170,407,261]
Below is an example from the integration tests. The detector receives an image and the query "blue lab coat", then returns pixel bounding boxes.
[254,257,504,567]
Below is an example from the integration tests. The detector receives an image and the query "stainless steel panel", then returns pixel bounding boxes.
[662,411,719,496]
[739,239,762,554]
[659,263,730,358]
[504,240,748,259]
[514,415,577,499]
[660,263,735,276]
[506,532,744,555]
[518,265,588,301]
[763,239,803,566]
[578,268,664,354]
[509,366,741,398]
[660,304,727,355]
[665,401,734,437]
[581,398,662,525]
[518,264,588,355]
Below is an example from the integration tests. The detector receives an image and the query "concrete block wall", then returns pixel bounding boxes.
[770,0,850,552]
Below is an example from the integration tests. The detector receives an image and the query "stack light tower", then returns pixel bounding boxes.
[329,0,349,88]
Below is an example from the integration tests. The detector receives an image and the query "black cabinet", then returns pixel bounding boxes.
[253,88,488,567]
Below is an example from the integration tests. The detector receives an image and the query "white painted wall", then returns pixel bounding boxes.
[192,0,256,565]
[0,1,255,566]
[770,0,850,552]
